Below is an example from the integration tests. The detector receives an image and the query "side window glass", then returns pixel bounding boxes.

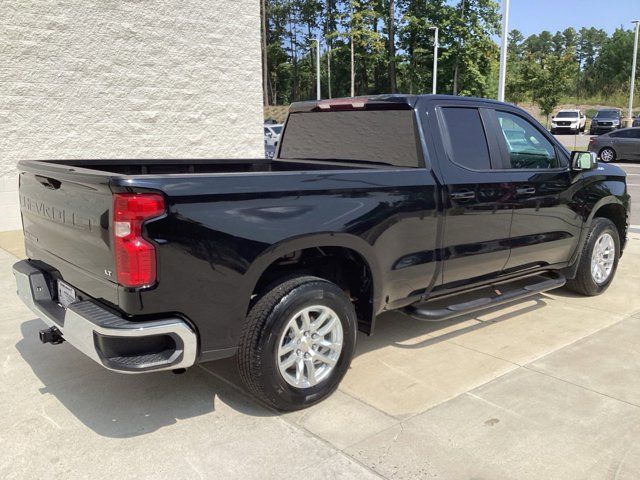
[610,130,625,138]
[441,107,491,170]
[629,129,640,139]
[496,111,562,169]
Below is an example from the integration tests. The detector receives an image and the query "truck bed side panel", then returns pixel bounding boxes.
[116,169,440,357]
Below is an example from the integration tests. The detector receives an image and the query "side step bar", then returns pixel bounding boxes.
[404,272,566,322]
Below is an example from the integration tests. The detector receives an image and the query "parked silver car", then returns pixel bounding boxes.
[588,127,640,162]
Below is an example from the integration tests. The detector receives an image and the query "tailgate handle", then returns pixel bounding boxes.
[35,175,61,190]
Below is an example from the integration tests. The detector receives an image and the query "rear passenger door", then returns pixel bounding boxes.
[611,129,639,159]
[427,102,514,287]
[490,108,582,271]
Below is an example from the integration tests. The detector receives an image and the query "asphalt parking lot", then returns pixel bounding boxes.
[554,132,593,151]
[2,219,640,479]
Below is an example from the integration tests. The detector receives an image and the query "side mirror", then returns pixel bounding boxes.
[571,151,597,171]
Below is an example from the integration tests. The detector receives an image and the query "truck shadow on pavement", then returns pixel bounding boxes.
[16,294,549,437]
[363,296,549,354]
[15,319,276,438]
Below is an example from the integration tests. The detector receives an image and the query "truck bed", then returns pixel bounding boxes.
[17,157,432,328]
[19,157,391,177]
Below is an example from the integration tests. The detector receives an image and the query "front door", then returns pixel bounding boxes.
[490,109,583,271]
[429,103,514,287]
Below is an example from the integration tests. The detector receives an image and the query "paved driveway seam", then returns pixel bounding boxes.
[200,363,391,479]
[444,311,631,368]
[522,363,640,410]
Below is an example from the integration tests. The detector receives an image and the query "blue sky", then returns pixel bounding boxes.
[508,0,640,36]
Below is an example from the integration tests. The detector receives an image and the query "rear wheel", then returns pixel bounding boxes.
[599,147,616,163]
[566,218,620,296]
[237,276,357,411]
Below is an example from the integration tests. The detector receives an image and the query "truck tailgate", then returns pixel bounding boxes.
[19,169,118,304]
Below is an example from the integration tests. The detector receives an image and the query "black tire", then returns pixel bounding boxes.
[566,218,620,296]
[237,275,357,411]
[599,147,616,163]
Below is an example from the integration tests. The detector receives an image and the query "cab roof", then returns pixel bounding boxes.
[289,94,514,113]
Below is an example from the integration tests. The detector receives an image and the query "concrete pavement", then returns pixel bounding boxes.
[2,231,640,479]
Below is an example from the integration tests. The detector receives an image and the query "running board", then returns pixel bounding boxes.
[403,272,566,322]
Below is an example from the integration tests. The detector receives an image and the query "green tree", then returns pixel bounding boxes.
[589,28,636,96]
[524,49,577,122]
[447,0,500,97]
[504,29,528,104]
[398,0,451,94]
[261,0,636,109]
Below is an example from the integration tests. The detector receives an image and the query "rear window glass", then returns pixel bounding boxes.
[441,107,491,170]
[279,110,421,167]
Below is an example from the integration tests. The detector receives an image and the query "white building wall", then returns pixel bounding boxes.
[1,0,264,231]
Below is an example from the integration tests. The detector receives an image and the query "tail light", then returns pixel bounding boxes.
[113,193,165,288]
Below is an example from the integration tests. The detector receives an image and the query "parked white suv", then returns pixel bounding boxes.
[551,110,586,135]
[264,124,283,147]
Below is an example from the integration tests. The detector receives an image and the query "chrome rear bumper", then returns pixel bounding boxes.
[12,260,197,373]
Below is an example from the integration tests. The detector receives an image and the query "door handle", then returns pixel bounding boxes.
[450,190,476,201]
[35,175,61,190]
[516,187,536,196]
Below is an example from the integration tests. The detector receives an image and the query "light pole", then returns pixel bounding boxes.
[310,36,321,100]
[497,0,510,102]
[327,43,332,99]
[430,27,439,95]
[627,20,639,126]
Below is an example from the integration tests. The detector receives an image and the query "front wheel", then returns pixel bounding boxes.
[600,147,616,163]
[237,276,357,411]
[566,218,620,296]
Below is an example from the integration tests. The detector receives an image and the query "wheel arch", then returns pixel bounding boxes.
[244,233,383,335]
[587,197,628,252]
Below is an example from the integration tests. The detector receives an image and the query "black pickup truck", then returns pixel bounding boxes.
[13,95,629,410]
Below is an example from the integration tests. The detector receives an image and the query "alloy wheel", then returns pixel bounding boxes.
[277,306,343,389]
[591,232,615,284]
